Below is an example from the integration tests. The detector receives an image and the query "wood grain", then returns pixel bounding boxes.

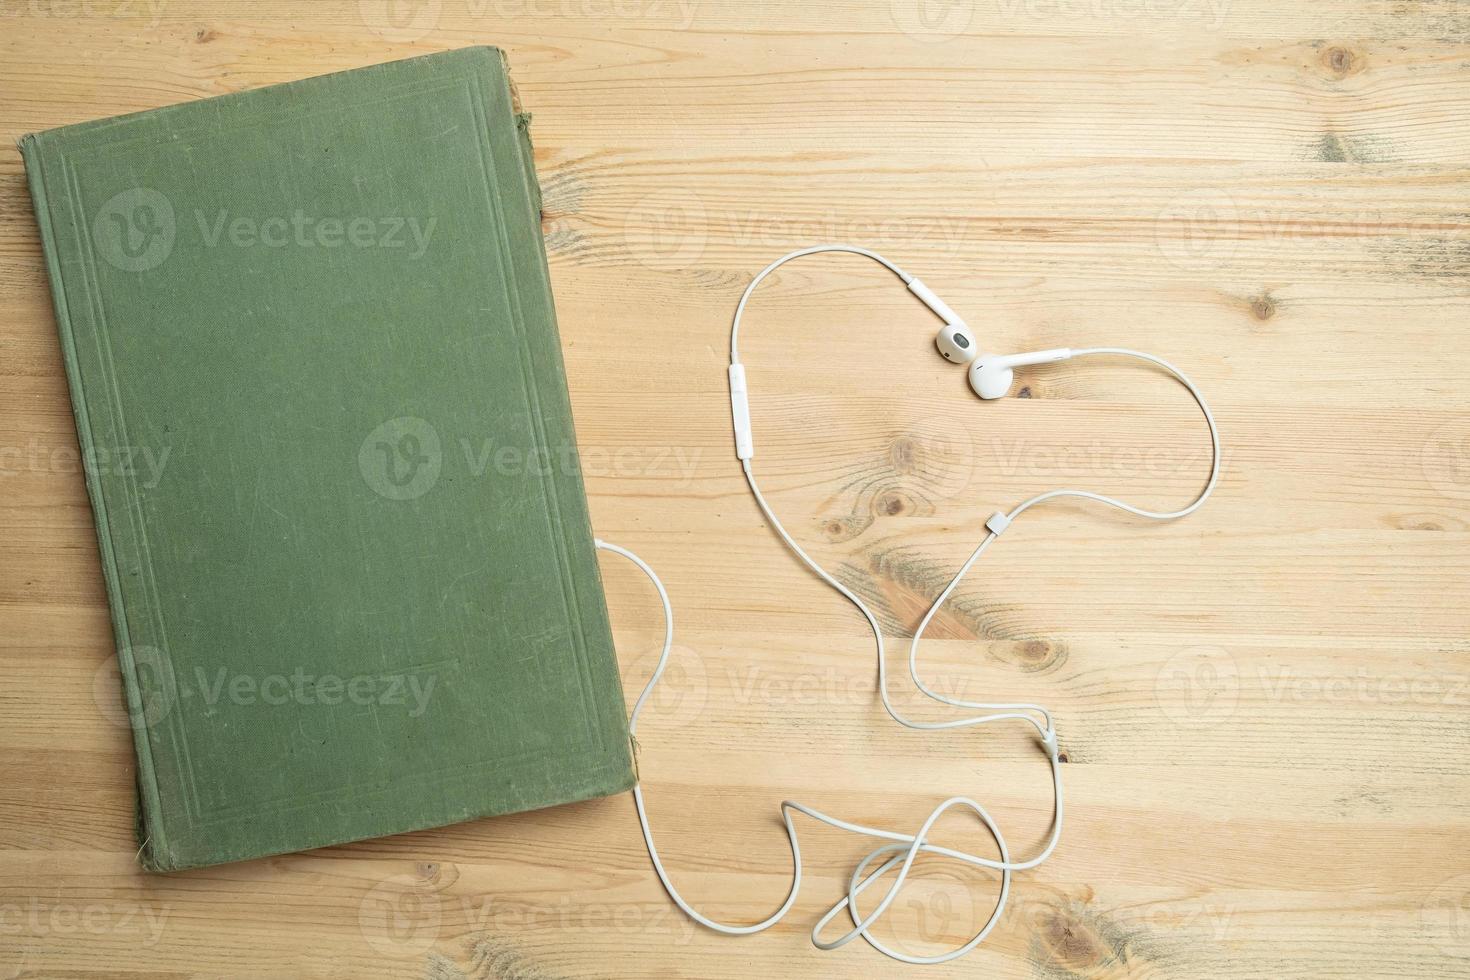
[2,1,1468,977]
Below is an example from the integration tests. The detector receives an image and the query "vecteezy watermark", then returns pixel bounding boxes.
[878,867,981,958]
[1255,666,1469,708]
[1155,192,1450,272]
[997,0,1228,30]
[0,439,171,488]
[886,425,978,505]
[185,666,438,717]
[619,644,707,730]
[1017,893,1234,970]
[461,439,702,485]
[358,0,443,40]
[358,0,698,42]
[1128,897,1234,940]
[724,664,970,709]
[1154,190,1240,272]
[488,0,697,27]
[1423,420,1470,502]
[359,417,444,502]
[1154,646,1239,727]
[359,874,443,957]
[94,652,440,730]
[889,0,976,42]
[91,189,439,272]
[1424,874,1470,959]
[576,444,703,484]
[459,896,698,944]
[728,208,972,255]
[622,189,975,272]
[195,210,437,260]
[359,417,704,502]
[891,0,1227,41]
[623,190,708,270]
[358,875,698,959]
[93,644,177,731]
[93,188,176,272]
[988,436,1198,480]
[1155,647,1470,728]
[0,0,168,26]
[612,654,976,733]
[0,898,170,947]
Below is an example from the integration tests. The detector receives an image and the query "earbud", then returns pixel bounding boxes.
[906,276,977,364]
[934,323,978,364]
[969,348,1073,399]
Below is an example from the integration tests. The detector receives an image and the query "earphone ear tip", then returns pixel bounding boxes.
[935,325,978,364]
[969,359,1012,399]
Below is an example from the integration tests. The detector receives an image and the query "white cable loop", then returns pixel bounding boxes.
[599,245,1220,965]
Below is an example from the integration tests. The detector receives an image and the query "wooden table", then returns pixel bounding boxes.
[3,2,1468,977]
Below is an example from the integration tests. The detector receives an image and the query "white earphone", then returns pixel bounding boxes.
[596,244,1221,965]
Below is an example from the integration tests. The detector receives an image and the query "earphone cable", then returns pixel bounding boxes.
[598,246,1221,965]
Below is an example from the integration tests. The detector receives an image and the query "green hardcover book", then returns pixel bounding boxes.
[20,47,636,871]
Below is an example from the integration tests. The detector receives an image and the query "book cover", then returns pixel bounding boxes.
[20,47,636,872]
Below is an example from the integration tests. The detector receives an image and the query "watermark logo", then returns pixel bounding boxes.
[1424,874,1470,958]
[93,188,175,273]
[0,898,170,947]
[98,657,440,727]
[988,435,1197,481]
[1155,190,1239,271]
[359,0,443,41]
[0,439,171,488]
[890,0,975,42]
[625,190,708,270]
[1154,645,1238,726]
[93,644,178,731]
[893,422,977,503]
[360,417,443,501]
[1155,194,1444,273]
[362,425,702,501]
[824,425,980,537]
[996,0,1229,30]
[626,645,708,730]
[200,667,437,717]
[359,0,697,38]
[495,0,698,25]
[885,868,980,958]
[1157,648,1469,727]
[463,439,702,484]
[195,210,437,260]
[1257,667,1466,707]
[93,191,439,271]
[1423,421,1470,502]
[359,874,443,957]
[621,193,975,272]
[0,1,169,27]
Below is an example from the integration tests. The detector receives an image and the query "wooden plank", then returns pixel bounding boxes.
[1,1,1468,977]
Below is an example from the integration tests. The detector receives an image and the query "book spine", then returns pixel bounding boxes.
[502,60,638,783]
[18,134,174,871]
